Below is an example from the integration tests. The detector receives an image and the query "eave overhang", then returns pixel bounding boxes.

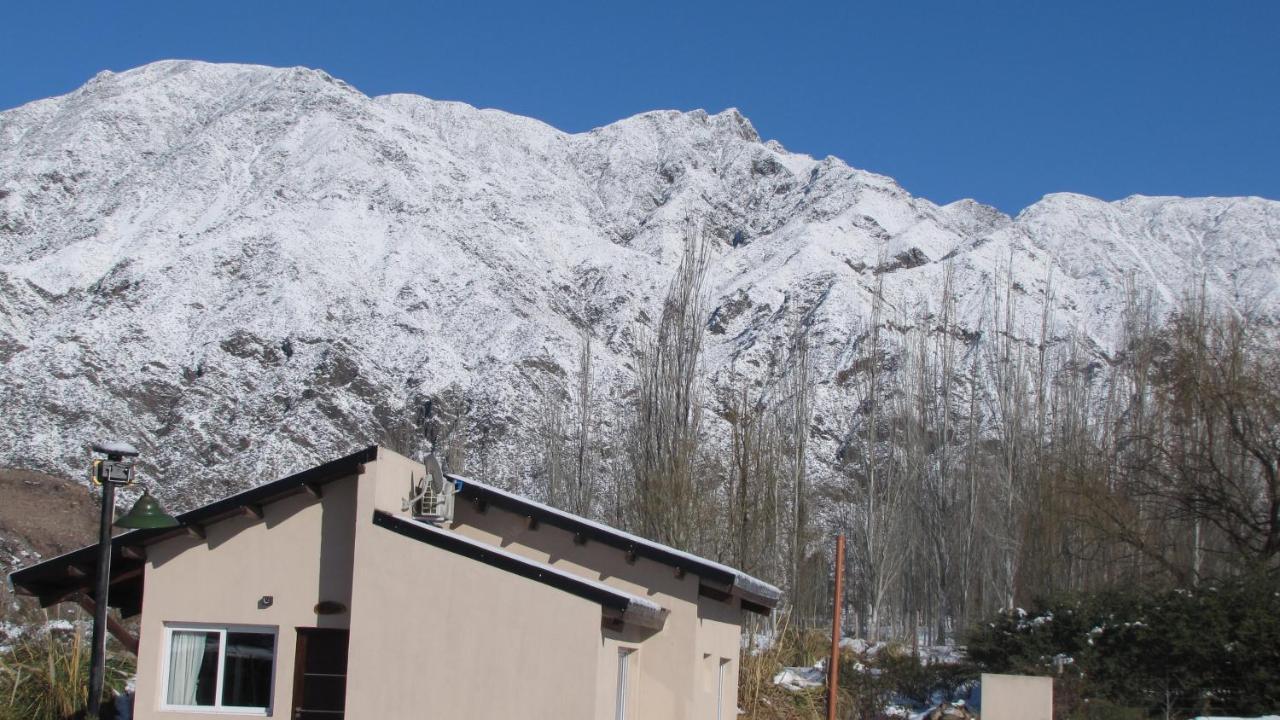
[6,446,379,616]
[451,476,781,613]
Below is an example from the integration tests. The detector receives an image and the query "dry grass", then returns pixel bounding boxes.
[0,610,133,720]
[739,616,830,720]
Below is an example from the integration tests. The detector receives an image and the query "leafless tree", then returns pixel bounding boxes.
[542,332,600,516]
[629,227,710,549]
[726,379,784,578]
[784,322,817,617]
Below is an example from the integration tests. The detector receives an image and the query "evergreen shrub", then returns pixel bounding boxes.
[965,574,1280,718]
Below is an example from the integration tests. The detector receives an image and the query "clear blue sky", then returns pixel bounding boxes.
[2,1,1277,214]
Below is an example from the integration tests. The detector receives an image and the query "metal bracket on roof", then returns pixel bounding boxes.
[404,455,456,523]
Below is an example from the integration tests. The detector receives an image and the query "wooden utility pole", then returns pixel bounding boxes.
[827,534,846,720]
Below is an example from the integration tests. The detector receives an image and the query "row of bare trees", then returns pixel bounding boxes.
[389,229,1278,644]
[828,266,1279,643]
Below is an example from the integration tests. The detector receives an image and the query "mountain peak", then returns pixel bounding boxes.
[0,61,1277,491]
[710,107,759,142]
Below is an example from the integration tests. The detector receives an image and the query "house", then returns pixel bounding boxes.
[8,446,780,719]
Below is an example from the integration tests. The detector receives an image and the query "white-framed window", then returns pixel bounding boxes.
[615,647,636,720]
[160,624,276,714]
[716,657,731,720]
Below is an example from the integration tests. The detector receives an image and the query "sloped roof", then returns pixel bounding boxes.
[373,511,666,629]
[452,476,782,613]
[8,446,781,618]
[7,446,377,615]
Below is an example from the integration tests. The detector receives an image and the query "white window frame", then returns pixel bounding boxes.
[716,657,731,720]
[615,647,636,720]
[159,623,277,715]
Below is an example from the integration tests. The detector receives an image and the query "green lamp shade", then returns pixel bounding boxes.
[116,491,180,529]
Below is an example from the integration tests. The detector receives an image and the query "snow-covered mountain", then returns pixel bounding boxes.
[2,60,1278,505]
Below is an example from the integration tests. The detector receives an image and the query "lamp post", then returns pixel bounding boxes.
[86,442,178,720]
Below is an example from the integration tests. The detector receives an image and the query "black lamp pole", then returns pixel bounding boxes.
[85,469,117,720]
[85,443,177,719]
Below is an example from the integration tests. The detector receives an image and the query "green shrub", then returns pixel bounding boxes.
[965,573,1280,718]
[837,644,978,720]
[1076,698,1148,720]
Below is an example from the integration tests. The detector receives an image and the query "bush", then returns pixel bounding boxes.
[1077,698,1148,720]
[839,645,977,719]
[965,573,1280,718]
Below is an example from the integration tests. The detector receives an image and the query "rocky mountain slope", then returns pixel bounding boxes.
[1,60,1278,508]
[0,468,98,606]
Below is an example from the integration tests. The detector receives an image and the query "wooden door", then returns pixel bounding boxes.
[291,628,349,720]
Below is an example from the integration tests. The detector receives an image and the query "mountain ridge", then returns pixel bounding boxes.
[1,60,1278,508]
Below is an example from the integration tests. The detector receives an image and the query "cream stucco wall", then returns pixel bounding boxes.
[129,448,756,720]
[449,485,747,720]
[344,450,602,718]
[695,594,744,719]
[982,673,1054,720]
[133,474,359,720]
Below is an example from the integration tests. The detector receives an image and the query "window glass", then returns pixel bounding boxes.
[165,626,275,711]
[166,630,219,707]
[223,632,275,708]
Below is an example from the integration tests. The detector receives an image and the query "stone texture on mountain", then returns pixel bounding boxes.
[1,61,1277,507]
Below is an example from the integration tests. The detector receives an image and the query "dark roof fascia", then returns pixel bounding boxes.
[7,445,380,607]
[372,510,633,615]
[161,444,378,537]
[453,478,739,585]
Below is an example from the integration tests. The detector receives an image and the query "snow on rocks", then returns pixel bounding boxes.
[0,60,1277,513]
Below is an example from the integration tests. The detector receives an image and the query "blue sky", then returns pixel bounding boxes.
[2,1,1277,213]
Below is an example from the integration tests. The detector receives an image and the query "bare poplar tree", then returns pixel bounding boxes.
[979,253,1034,610]
[783,322,817,618]
[629,226,710,549]
[569,333,597,515]
[843,273,910,640]
[726,378,784,577]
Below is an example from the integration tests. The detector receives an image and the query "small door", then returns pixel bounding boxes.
[291,628,350,720]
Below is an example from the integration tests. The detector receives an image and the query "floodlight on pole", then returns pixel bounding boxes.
[85,441,177,719]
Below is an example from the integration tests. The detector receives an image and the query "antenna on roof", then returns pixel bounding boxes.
[402,454,455,525]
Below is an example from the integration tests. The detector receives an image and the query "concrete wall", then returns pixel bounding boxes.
[449,482,747,720]
[130,447,753,720]
[132,474,358,720]
[695,594,744,719]
[344,452,601,718]
[982,673,1054,720]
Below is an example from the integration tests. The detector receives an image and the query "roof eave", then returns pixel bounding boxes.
[452,476,780,610]
[372,511,667,631]
[7,445,380,609]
